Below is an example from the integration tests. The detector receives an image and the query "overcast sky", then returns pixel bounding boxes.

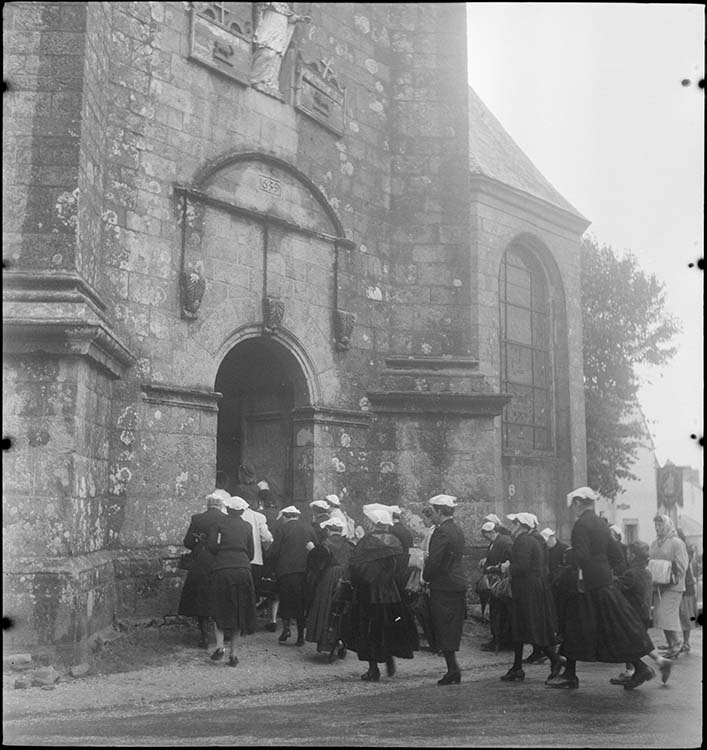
[466,2,704,470]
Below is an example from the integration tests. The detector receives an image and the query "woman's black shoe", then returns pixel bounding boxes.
[500,667,525,682]
[546,674,579,689]
[547,655,567,681]
[265,622,277,632]
[295,637,305,647]
[210,648,225,661]
[437,671,461,685]
[228,655,238,667]
[278,628,291,643]
[523,651,547,665]
[623,666,655,690]
[385,658,396,676]
[361,668,380,682]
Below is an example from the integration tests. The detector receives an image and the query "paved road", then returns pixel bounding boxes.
[4,639,702,747]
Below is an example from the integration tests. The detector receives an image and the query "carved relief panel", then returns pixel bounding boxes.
[189,1,254,84]
[294,55,346,135]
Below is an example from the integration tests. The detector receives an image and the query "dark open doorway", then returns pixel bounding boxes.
[215,337,309,500]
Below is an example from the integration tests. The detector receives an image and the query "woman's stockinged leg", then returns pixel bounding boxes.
[443,650,460,674]
[214,623,224,650]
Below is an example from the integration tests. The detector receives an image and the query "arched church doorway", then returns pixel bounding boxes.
[215,337,310,500]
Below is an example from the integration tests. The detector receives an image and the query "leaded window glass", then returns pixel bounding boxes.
[500,248,553,451]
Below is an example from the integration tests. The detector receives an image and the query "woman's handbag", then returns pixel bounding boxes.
[490,575,512,601]
[405,567,423,593]
[475,573,492,595]
[647,558,674,586]
[178,552,194,571]
[333,578,354,603]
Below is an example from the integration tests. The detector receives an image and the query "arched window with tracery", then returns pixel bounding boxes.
[499,245,554,452]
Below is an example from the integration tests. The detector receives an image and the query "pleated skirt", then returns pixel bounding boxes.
[429,589,466,652]
[306,565,344,650]
[563,584,654,662]
[209,567,256,635]
[347,597,419,663]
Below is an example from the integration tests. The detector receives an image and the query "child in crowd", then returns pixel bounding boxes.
[611,540,673,686]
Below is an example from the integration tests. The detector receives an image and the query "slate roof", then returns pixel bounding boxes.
[468,85,586,220]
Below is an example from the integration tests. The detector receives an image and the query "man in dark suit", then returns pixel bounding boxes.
[423,494,467,685]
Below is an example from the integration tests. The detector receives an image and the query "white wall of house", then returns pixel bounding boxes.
[595,431,660,547]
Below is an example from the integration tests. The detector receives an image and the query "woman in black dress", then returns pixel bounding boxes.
[498,512,565,683]
[347,504,419,681]
[305,517,355,658]
[207,495,256,666]
[423,494,468,685]
[177,490,230,648]
[547,487,657,690]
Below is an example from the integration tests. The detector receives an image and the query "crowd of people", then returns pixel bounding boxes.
[177,469,698,690]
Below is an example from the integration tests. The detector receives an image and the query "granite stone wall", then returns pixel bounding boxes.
[3,2,587,654]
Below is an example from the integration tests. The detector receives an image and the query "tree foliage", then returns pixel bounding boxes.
[580,236,681,500]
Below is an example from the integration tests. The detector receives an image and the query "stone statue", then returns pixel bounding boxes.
[250,2,310,98]
[262,295,285,334]
[334,309,356,351]
[180,261,206,319]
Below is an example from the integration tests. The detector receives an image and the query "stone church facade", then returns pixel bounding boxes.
[3,2,589,655]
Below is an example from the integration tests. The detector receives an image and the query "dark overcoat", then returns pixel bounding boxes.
[572,510,624,590]
[482,531,514,647]
[206,513,256,633]
[423,518,467,652]
[547,540,569,581]
[509,530,558,647]
[483,533,513,572]
[563,509,654,662]
[177,507,224,617]
[346,531,419,662]
[305,535,355,649]
[270,519,318,577]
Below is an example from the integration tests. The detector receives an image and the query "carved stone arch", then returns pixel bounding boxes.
[215,323,321,407]
[190,150,346,238]
[176,151,356,350]
[213,325,322,502]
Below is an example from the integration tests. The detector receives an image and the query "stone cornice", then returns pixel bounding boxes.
[384,355,480,371]
[366,390,510,416]
[292,405,371,428]
[3,319,136,379]
[141,383,223,412]
[469,173,591,235]
[3,271,107,313]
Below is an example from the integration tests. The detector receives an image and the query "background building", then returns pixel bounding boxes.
[595,406,703,552]
[3,2,588,655]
